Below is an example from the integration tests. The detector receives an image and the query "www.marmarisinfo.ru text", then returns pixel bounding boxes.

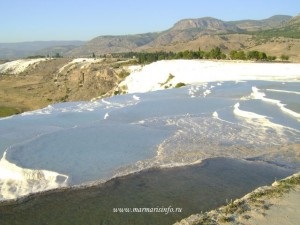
[113,206,182,214]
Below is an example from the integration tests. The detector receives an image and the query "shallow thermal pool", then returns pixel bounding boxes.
[0,80,299,200]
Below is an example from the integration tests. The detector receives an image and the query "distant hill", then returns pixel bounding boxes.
[68,33,157,57]
[170,17,240,32]
[66,14,299,60]
[2,15,300,61]
[252,14,300,38]
[0,41,84,59]
[228,15,292,31]
[140,17,242,48]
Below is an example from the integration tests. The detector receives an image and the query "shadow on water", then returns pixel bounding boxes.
[0,157,295,225]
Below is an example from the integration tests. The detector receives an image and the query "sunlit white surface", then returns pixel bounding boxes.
[0,79,299,200]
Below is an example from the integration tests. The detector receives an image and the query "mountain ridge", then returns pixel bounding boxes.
[228,15,292,30]
[65,14,299,58]
[170,17,242,32]
[1,14,299,60]
[0,41,84,59]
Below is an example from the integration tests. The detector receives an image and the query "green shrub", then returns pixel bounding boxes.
[118,70,130,79]
[280,54,290,61]
[175,82,186,88]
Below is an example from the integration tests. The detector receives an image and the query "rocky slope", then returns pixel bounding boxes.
[68,33,157,57]
[0,58,131,116]
[228,15,292,31]
[65,14,300,61]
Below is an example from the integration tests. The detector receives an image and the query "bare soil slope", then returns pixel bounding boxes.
[0,58,131,116]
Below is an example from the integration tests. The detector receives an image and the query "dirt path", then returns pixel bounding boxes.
[234,188,300,225]
[175,173,300,225]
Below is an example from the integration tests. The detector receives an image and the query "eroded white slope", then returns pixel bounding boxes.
[0,58,48,74]
[58,58,104,73]
[0,152,68,200]
[120,60,300,93]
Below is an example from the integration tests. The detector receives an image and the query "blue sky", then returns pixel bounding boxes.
[1,0,299,43]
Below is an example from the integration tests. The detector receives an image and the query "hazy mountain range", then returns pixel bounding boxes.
[0,41,84,59]
[1,14,299,60]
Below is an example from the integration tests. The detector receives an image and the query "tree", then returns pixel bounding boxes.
[208,47,226,59]
[182,50,192,59]
[236,51,246,60]
[209,47,221,59]
[230,50,246,60]
[267,55,277,61]
[54,53,62,58]
[258,52,267,60]
[229,50,238,59]
[247,51,260,60]
[280,54,289,61]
